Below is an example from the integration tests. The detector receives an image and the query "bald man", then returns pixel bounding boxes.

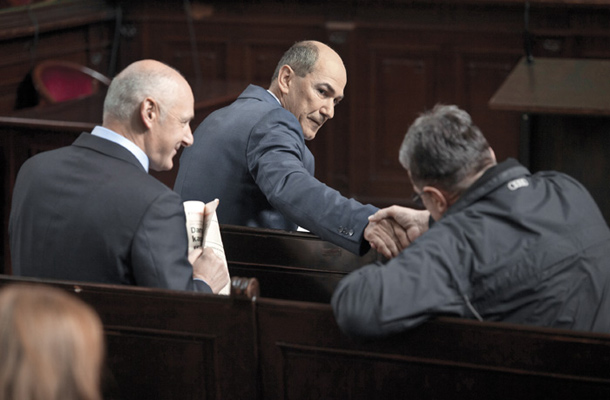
[175,40,407,258]
[9,60,229,293]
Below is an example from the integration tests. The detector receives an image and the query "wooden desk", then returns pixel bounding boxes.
[490,57,610,116]
[489,57,610,223]
[0,79,246,273]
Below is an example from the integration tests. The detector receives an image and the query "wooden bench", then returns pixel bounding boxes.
[1,274,610,399]
[221,224,381,303]
[0,274,260,400]
[256,297,610,399]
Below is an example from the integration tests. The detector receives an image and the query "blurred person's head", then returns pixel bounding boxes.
[0,284,104,400]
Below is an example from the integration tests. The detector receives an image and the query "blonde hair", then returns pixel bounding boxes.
[0,284,104,400]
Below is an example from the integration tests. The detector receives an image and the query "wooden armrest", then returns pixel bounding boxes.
[230,277,260,300]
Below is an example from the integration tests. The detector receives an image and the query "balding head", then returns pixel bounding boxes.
[103,60,188,126]
[271,40,345,83]
[269,40,346,140]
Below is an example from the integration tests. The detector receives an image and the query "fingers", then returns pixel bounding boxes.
[187,247,203,264]
[364,220,404,259]
[192,247,231,294]
[389,219,410,250]
[368,206,398,223]
[204,198,219,216]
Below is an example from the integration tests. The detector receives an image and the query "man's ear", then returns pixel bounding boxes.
[423,186,450,216]
[140,97,158,129]
[277,65,294,95]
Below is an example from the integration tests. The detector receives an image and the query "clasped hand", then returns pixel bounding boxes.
[364,206,430,259]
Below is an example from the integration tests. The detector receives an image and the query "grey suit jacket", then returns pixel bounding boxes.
[174,84,378,255]
[9,132,211,293]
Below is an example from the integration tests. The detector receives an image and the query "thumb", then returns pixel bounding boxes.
[368,208,388,223]
[188,247,203,264]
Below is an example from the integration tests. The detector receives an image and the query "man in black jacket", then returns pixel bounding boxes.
[332,104,610,337]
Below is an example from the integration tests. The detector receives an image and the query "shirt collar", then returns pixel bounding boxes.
[267,89,281,105]
[91,126,150,172]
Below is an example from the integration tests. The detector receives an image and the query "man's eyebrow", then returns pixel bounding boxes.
[318,82,343,100]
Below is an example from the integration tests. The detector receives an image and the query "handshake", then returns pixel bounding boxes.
[363,206,431,259]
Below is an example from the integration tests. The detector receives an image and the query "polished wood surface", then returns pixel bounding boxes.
[221,224,381,303]
[490,57,610,116]
[256,298,610,399]
[0,274,259,400]
[2,273,610,399]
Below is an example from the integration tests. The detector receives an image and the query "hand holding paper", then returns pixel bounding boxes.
[184,199,231,295]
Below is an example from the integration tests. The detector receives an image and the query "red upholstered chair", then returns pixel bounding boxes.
[32,60,112,105]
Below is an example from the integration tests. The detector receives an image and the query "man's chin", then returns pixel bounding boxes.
[304,128,320,141]
[150,162,173,172]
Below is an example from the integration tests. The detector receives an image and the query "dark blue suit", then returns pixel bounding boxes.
[9,132,211,293]
[175,85,378,255]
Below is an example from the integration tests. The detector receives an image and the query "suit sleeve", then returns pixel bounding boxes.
[131,189,212,293]
[247,109,378,255]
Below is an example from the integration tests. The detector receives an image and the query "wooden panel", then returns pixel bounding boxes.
[0,0,116,114]
[352,38,441,206]
[256,298,610,400]
[0,275,259,400]
[529,114,610,223]
[221,224,380,303]
[489,57,610,116]
[455,51,522,163]
[163,37,231,82]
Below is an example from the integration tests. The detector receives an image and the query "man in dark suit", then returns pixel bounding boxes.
[9,60,229,293]
[174,40,408,258]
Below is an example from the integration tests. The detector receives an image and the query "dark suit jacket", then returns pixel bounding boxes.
[174,84,378,255]
[9,132,211,293]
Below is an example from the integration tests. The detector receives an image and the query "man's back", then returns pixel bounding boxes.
[175,84,378,255]
[175,84,304,231]
[9,133,197,290]
[332,160,610,336]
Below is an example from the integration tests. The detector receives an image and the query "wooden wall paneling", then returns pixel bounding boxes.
[351,33,442,207]
[0,41,37,113]
[256,298,610,400]
[162,34,231,82]
[0,23,114,113]
[454,49,523,164]
[529,115,610,223]
[0,1,116,114]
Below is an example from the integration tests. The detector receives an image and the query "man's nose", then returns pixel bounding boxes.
[320,100,335,120]
[183,128,194,147]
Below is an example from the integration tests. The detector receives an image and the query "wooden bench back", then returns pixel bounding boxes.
[2,274,610,399]
[0,275,260,400]
[255,297,610,399]
[221,224,380,303]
